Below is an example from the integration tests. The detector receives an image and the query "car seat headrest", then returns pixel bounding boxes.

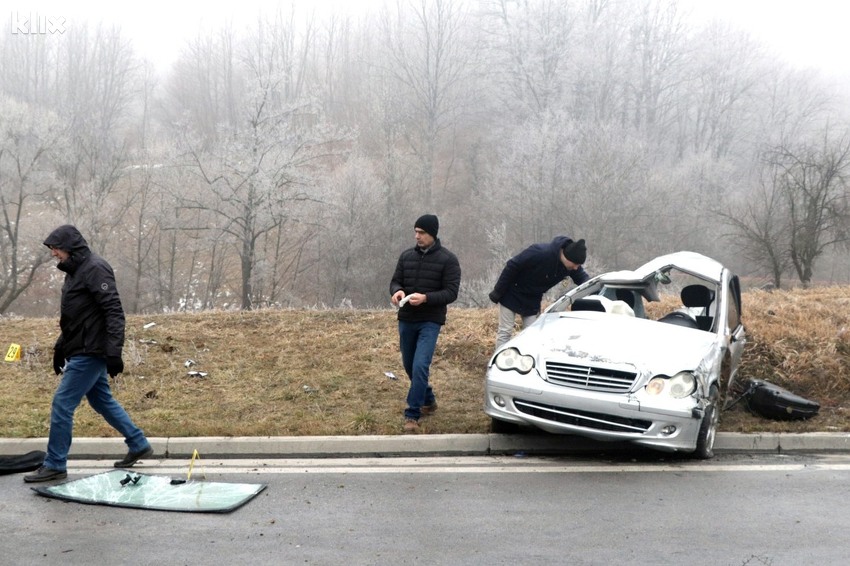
[681,284,714,308]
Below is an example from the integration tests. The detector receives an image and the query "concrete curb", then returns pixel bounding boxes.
[2,432,849,459]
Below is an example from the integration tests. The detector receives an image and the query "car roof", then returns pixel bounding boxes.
[597,251,725,285]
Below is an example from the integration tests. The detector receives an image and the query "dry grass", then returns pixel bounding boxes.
[722,287,850,432]
[1,287,849,439]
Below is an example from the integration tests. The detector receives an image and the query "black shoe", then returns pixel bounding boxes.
[23,466,67,483]
[114,446,154,468]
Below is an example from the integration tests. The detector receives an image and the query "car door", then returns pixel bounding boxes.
[723,274,746,372]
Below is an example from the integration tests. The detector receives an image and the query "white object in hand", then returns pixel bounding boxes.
[399,294,411,307]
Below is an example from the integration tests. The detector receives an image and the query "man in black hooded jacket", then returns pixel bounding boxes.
[24,225,153,482]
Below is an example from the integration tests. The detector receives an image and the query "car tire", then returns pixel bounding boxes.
[694,384,720,459]
[490,417,520,434]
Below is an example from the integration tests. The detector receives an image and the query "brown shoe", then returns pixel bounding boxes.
[421,402,438,416]
[403,418,420,433]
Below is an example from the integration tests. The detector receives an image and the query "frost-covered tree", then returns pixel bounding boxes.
[0,97,63,313]
[175,11,350,309]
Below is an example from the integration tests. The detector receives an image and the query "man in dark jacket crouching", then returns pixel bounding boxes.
[25,225,153,482]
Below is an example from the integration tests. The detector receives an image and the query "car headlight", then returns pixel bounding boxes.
[494,348,535,374]
[645,372,696,399]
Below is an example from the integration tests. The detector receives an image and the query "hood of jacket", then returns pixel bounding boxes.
[44,225,91,273]
[44,225,89,253]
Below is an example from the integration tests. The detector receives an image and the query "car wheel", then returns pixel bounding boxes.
[490,417,520,434]
[694,384,720,459]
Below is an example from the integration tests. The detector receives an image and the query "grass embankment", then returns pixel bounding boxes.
[1,287,848,438]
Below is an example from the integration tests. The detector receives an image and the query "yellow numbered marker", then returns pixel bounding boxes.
[4,343,21,362]
[187,449,206,480]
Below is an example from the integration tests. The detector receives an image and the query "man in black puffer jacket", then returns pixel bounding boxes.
[390,214,461,433]
[24,225,153,483]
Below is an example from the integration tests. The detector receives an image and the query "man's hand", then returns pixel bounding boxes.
[53,347,65,375]
[406,293,427,306]
[106,356,124,377]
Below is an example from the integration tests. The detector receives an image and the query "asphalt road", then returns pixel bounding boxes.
[3,452,850,565]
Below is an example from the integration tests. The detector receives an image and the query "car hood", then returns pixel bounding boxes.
[510,312,720,377]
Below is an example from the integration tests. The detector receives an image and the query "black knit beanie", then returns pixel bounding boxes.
[415,214,439,238]
[562,239,587,265]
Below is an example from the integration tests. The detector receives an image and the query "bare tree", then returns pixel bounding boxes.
[680,21,765,159]
[377,0,473,209]
[4,1,850,313]
[765,131,850,287]
[727,129,850,289]
[115,161,167,314]
[0,97,63,313]
[487,113,578,244]
[571,0,631,124]
[481,0,576,119]
[719,174,793,288]
[752,65,835,150]
[175,11,348,310]
[624,0,688,143]
[316,156,396,307]
[43,23,141,254]
[0,26,61,107]
[162,25,242,141]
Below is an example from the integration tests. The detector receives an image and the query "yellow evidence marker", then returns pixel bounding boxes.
[4,343,21,362]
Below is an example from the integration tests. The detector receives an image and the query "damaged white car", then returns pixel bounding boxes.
[485,251,746,459]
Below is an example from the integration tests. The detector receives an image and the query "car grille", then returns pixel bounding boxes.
[544,361,636,393]
[514,399,652,433]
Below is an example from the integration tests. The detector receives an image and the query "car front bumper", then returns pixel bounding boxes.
[485,369,705,453]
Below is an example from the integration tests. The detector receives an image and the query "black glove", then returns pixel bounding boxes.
[106,356,124,377]
[53,347,65,375]
[488,290,501,304]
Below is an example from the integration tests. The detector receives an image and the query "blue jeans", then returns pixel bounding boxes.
[44,355,150,472]
[398,321,441,420]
